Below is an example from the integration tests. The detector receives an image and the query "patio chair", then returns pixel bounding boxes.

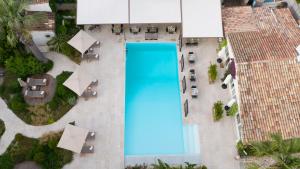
[81,145,94,153]
[166,25,177,34]
[27,78,47,86]
[86,131,96,140]
[188,52,196,63]
[130,26,141,34]
[24,90,45,98]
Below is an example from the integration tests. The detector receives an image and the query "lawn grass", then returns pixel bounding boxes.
[0,133,73,169]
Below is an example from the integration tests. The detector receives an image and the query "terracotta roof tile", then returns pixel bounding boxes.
[223,6,300,142]
[238,59,300,143]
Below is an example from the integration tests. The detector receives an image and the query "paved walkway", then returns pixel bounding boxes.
[181,38,240,169]
[0,26,126,169]
[0,26,240,169]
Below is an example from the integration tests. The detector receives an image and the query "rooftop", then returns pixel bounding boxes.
[223,6,300,142]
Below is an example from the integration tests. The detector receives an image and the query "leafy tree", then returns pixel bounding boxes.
[0,0,48,63]
[47,34,69,53]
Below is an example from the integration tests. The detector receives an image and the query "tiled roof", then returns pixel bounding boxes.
[225,7,300,63]
[238,59,300,142]
[27,11,55,31]
[222,6,258,34]
[223,6,300,143]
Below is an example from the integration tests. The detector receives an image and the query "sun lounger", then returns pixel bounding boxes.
[191,86,198,98]
[83,90,97,99]
[188,52,196,63]
[84,53,99,61]
[190,69,196,81]
[81,145,94,153]
[24,90,45,98]
[86,132,96,140]
[27,78,47,86]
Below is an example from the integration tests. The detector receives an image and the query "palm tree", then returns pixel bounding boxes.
[47,34,69,53]
[0,0,49,63]
[248,134,300,169]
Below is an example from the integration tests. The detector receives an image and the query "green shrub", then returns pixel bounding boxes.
[0,119,5,138]
[208,64,218,83]
[227,103,238,116]
[33,152,46,163]
[47,97,59,111]
[0,133,73,169]
[213,101,224,121]
[55,71,77,102]
[8,94,27,113]
[5,55,53,78]
[0,154,13,169]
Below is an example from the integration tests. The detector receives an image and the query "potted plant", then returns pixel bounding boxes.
[208,63,218,84]
[213,101,224,121]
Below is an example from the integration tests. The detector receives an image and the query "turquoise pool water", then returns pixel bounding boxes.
[125,43,184,155]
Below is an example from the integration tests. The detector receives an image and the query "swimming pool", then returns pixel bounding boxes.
[125,43,184,156]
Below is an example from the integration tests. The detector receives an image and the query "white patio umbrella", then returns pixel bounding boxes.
[57,124,89,153]
[67,30,97,57]
[63,66,96,96]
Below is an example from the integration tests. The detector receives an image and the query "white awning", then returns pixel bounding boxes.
[77,0,129,24]
[57,124,89,153]
[67,30,97,54]
[130,0,181,24]
[182,0,223,38]
[63,66,96,96]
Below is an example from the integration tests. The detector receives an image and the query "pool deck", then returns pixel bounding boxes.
[0,25,239,169]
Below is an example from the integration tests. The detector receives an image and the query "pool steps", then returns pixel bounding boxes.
[183,124,200,154]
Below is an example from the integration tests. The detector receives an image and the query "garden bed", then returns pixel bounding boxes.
[48,0,82,63]
[0,132,73,169]
[0,68,77,125]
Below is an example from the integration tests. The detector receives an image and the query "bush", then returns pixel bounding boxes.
[208,64,218,83]
[8,94,28,113]
[5,55,53,78]
[212,101,224,121]
[0,119,5,138]
[227,103,238,116]
[0,133,73,169]
[55,71,77,102]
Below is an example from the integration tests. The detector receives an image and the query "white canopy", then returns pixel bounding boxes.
[182,0,223,37]
[77,0,129,24]
[63,66,96,96]
[67,30,97,54]
[130,0,181,24]
[57,124,89,153]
